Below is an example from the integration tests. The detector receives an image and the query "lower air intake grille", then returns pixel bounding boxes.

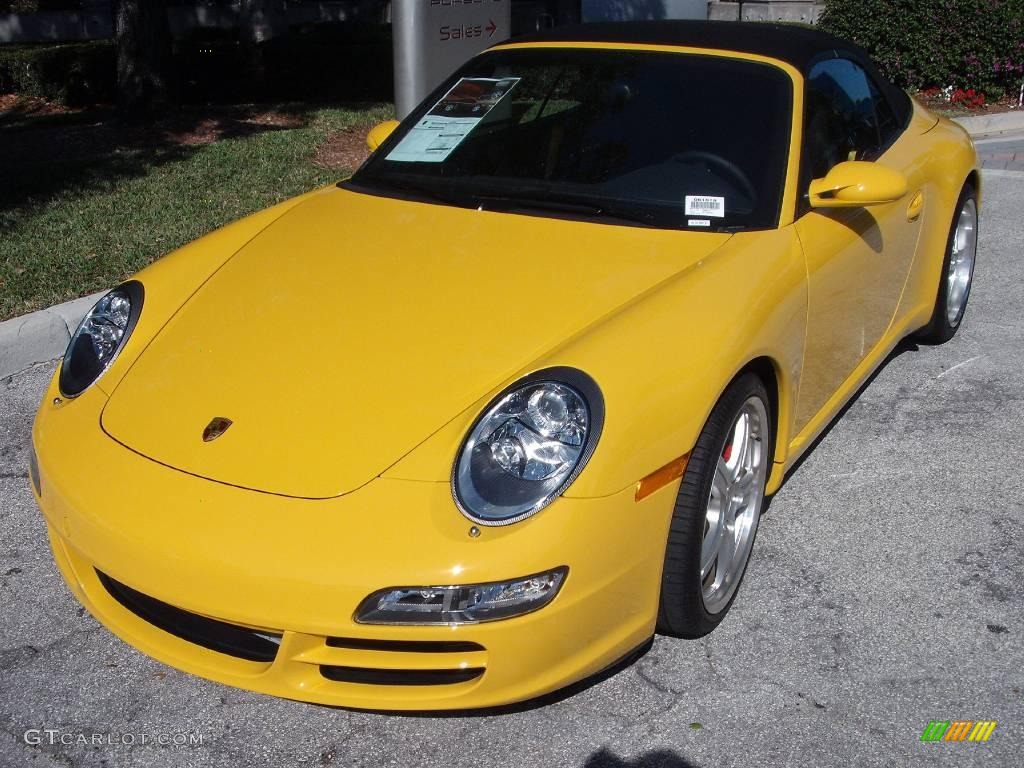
[96,570,281,663]
[325,637,484,653]
[319,665,484,686]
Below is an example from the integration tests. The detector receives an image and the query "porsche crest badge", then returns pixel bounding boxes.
[202,417,233,442]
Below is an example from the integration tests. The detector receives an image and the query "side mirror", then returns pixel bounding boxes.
[366,120,400,152]
[808,161,908,208]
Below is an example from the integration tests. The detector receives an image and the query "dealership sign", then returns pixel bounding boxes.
[393,0,511,118]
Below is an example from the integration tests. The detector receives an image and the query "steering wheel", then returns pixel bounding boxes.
[672,150,757,207]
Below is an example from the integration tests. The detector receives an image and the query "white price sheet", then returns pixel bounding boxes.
[386,77,520,163]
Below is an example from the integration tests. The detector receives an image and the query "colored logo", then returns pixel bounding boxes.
[920,721,997,742]
[202,417,233,443]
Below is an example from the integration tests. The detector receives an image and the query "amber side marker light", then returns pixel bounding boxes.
[635,454,690,502]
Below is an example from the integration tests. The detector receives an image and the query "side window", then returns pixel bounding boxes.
[803,58,886,182]
[866,74,901,148]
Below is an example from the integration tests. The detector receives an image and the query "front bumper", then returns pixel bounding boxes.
[33,382,678,710]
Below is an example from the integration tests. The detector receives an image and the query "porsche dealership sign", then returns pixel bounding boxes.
[393,0,512,118]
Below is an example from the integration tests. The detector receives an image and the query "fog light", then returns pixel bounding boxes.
[355,567,568,625]
[28,447,41,496]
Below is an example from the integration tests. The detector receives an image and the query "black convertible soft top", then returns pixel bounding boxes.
[512,20,912,125]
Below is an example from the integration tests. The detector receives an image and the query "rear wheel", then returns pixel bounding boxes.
[657,374,773,638]
[917,184,978,343]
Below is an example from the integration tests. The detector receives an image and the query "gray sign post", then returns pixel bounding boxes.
[393,0,512,119]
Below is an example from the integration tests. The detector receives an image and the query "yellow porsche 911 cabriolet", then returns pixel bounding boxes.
[31,21,978,710]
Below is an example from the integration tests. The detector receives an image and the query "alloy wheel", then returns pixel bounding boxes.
[700,396,769,614]
[946,198,978,326]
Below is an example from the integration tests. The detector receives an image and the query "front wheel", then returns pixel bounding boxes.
[917,184,978,344]
[657,373,773,638]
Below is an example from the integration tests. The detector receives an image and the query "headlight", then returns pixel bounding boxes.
[452,367,604,525]
[59,281,144,398]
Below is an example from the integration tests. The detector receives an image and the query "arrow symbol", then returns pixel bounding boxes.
[486,19,497,37]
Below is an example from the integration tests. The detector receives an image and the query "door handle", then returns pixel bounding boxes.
[907,191,924,222]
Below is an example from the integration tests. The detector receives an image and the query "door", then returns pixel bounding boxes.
[794,56,923,431]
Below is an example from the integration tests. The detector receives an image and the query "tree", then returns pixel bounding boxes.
[239,0,287,45]
[112,0,172,119]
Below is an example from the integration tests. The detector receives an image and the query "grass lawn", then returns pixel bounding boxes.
[0,102,391,321]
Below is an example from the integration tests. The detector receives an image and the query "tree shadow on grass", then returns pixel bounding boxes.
[0,100,380,215]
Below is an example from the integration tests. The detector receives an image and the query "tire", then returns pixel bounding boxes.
[657,373,773,638]
[917,183,978,344]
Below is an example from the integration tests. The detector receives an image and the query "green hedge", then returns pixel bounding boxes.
[820,0,1024,99]
[0,41,115,106]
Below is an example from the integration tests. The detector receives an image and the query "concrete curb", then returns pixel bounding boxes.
[954,110,1024,139]
[981,168,1024,179]
[0,291,106,380]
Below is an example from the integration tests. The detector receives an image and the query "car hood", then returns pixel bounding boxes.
[101,188,730,498]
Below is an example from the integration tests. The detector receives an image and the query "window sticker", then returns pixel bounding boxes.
[385,77,520,163]
[687,219,712,227]
[685,196,726,218]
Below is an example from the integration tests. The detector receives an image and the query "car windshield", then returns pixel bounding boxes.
[349,47,793,231]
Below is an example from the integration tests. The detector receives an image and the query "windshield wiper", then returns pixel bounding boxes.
[350,177,670,228]
[475,190,656,226]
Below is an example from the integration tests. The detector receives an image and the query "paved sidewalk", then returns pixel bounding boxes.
[954,110,1024,140]
[976,137,1024,172]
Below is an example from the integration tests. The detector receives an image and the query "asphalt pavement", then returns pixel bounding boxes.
[1,172,1022,768]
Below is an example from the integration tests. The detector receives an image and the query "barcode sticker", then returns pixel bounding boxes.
[685,196,725,218]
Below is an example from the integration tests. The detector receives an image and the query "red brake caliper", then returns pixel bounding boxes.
[722,441,733,462]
